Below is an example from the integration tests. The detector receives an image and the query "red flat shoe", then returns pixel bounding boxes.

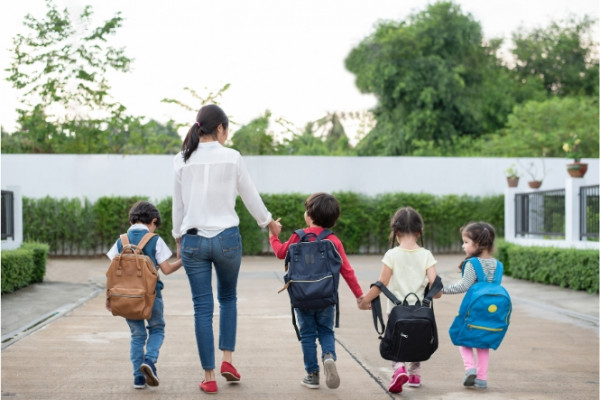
[199,380,218,394]
[220,361,241,382]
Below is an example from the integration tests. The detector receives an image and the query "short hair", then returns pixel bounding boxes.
[128,201,162,228]
[305,193,340,229]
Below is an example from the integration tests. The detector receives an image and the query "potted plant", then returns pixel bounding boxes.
[563,133,588,178]
[524,160,545,189]
[504,164,520,187]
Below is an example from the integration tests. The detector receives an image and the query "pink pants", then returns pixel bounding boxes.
[459,346,489,380]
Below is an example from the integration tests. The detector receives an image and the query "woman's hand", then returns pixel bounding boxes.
[268,218,282,237]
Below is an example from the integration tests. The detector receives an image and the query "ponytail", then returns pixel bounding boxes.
[180,104,230,163]
[182,123,201,162]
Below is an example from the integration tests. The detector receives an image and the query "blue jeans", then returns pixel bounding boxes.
[296,305,337,373]
[126,292,165,379]
[181,226,242,370]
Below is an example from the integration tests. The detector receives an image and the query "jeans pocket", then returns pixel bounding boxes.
[219,230,241,259]
[181,235,200,258]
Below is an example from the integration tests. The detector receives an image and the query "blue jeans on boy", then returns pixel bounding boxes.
[181,226,242,371]
[126,289,164,380]
[296,305,337,373]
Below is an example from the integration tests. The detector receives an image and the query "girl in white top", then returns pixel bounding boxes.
[359,206,440,394]
[172,104,281,394]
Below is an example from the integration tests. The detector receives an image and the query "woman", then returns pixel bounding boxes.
[172,104,281,394]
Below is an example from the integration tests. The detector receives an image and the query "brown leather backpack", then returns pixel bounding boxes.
[106,232,158,320]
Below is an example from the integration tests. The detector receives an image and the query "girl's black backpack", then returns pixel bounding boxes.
[370,276,443,362]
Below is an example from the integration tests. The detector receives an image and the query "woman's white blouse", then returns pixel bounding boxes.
[172,142,272,238]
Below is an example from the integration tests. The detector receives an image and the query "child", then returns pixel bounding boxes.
[359,206,440,393]
[269,192,364,390]
[442,221,499,390]
[106,201,182,389]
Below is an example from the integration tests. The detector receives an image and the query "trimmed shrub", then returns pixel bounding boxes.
[496,241,599,293]
[20,242,50,283]
[1,248,35,293]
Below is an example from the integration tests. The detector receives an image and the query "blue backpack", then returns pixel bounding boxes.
[279,229,342,340]
[448,257,512,350]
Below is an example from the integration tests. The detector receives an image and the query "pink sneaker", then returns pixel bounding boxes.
[407,375,421,388]
[388,366,408,393]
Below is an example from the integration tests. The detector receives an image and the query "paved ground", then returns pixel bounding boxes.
[1,254,598,400]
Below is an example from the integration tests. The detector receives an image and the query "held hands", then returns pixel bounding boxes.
[268,218,282,237]
[358,296,372,310]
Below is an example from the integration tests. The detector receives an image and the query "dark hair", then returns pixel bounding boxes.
[129,201,162,228]
[305,192,340,229]
[389,206,424,248]
[460,221,496,256]
[182,104,229,162]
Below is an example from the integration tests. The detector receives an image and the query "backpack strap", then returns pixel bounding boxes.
[467,257,504,284]
[316,229,333,240]
[369,281,401,338]
[120,232,156,255]
[422,275,443,307]
[136,232,157,251]
[120,234,130,247]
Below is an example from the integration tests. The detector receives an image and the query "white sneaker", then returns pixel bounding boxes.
[323,353,340,389]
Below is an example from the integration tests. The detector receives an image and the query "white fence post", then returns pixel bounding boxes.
[565,177,582,242]
[504,187,517,241]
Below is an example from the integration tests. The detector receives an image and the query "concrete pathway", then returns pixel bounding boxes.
[1,254,598,399]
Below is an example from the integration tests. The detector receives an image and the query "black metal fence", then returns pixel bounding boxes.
[580,185,599,240]
[1,190,15,240]
[515,189,565,237]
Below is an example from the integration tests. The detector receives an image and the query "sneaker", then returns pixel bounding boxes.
[200,380,218,394]
[388,366,408,393]
[133,375,146,389]
[140,359,159,387]
[463,368,476,387]
[301,372,320,389]
[220,361,241,382]
[474,378,487,389]
[323,353,340,389]
[407,375,421,388]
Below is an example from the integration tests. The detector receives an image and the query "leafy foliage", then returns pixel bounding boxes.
[345,2,531,156]
[475,96,599,158]
[497,241,599,293]
[6,0,131,119]
[512,15,599,97]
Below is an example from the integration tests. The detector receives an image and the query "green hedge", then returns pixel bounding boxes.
[1,242,49,293]
[496,241,599,293]
[22,193,504,256]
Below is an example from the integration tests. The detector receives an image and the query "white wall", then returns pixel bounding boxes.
[2,154,598,201]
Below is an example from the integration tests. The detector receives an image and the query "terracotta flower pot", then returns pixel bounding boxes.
[567,162,588,178]
[528,180,542,189]
[506,177,519,187]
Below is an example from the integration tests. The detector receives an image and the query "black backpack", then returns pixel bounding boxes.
[371,276,443,362]
[279,229,342,339]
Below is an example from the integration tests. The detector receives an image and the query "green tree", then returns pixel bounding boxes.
[512,16,599,97]
[6,0,131,120]
[345,1,541,156]
[476,96,599,158]
[281,122,330,155]
[230,111,278,155]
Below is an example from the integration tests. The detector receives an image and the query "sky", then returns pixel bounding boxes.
[1,0,598,142]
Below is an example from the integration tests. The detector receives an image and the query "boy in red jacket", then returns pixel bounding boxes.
[269,192,364,390]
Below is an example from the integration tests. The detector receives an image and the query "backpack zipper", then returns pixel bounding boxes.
[111,293,143,299]
[467,324,503,332]
[292,275,333,283]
